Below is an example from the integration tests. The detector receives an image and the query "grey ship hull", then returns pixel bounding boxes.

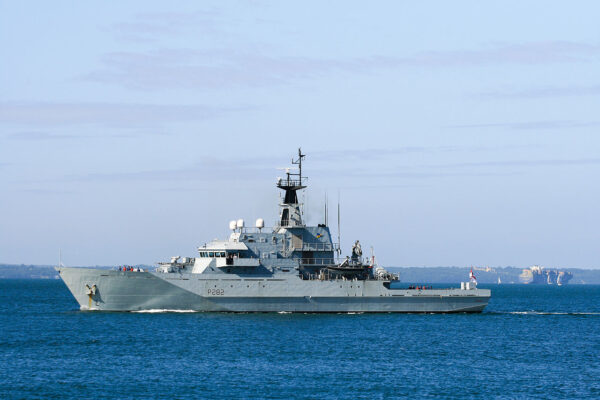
[58,267,490,313]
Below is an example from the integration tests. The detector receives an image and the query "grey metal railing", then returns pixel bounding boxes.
[298,257,365,266]
[301,242,336,252]
[277,179,303,187]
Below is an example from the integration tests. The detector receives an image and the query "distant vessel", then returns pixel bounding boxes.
[497,277,501,285]
[519,265,573,285]
[58,149,491,313]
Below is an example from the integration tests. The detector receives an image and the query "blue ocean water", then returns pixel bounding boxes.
[1,280,599,399]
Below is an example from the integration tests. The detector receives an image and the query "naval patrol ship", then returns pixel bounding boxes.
[58,149,491,313]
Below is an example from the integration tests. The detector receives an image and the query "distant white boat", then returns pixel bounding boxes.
[497,277,502,284]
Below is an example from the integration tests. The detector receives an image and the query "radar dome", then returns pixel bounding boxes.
[256,218,264,229]
[236,219,245,229]
[229,220,237,230]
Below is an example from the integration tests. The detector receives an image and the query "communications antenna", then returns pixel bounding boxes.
[337,193,341,255]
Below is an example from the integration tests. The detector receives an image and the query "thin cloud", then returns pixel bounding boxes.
[390,41,600,67]
[427,158,600,169]
[480,84,600,99]
[83,41,600,90]
[65,155,285,184]
[84,49,357,90]
[311,147,431,163]
[23,148,596,188]
[65,161,522,187]
[359,170,523,179]
[7,131,75,141]
[18,188,75,195]
[449,120,600,130]
[311,144,538,163]
[0,102,248,128]
[107,10,223,43]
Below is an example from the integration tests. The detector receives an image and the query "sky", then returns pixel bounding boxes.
[1,1,599,268]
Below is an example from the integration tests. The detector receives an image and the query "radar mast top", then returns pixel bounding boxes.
[277,148,307,227]
[277,148,306,190]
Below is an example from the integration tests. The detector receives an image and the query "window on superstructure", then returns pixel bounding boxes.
[209,252,214,257]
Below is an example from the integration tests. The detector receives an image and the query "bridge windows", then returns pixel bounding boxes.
[198,250,250,260]
[199,251,227,258]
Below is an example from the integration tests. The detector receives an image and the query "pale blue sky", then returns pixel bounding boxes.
[1,1,599,268]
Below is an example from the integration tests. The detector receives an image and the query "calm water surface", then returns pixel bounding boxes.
[1,280,599,399]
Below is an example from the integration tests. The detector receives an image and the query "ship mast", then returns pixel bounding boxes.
[277,148,306,227]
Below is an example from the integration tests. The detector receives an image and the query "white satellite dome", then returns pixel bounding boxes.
[229,220,237,231]
[236,219,245,229]
[256,218,264,229]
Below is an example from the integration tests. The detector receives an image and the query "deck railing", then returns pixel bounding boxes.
[298,257,365,266]
[276,179,304,188]
[301,242,337,252]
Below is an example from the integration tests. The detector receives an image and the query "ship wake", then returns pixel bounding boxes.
[494,311,600,316]
[132,309,200,313]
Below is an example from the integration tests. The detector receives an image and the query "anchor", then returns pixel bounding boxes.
[85,284,97,309]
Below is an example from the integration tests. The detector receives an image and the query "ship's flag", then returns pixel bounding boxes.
[470,268,477,283]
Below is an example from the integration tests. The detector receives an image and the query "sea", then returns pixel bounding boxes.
[1,280,599,400]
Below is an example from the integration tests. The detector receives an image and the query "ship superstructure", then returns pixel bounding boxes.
[58,149,491,313]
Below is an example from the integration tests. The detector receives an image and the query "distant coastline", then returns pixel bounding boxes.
[0,264,149,280]
[388,266,600,284]
[2,263,599,284]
